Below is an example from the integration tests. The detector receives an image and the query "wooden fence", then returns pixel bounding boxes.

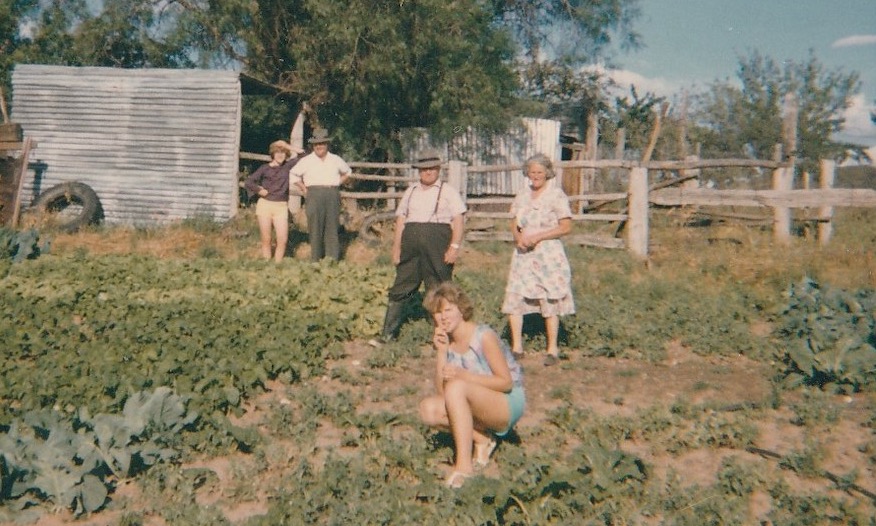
[240,152,876,259]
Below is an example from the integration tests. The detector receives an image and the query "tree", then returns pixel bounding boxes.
[167,0,642,157]
[2,0,198,82]
[0,1,39,75]
[1,0,643,159]
[488,0,642,64]
[162,0,523,158]
[509,1,643,148]
[0,0,54,94]
[691,51,862,170]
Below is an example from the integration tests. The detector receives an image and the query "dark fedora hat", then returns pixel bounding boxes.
[412,148,443,169]
[308,128,331,144]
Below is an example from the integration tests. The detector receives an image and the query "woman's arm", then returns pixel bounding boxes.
[243,165,267,197]
[457,329,513,393]
[510,218,527,251]
[524,217,571,246]
[433,330,449,395]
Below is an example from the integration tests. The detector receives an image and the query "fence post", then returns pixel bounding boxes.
[447,160,468,205]
[774,94,798,244]
[818,159,835,246]
[772,144,792,243]
[681,154,700,189]
[627,167,649,259]
[580,112,598,212]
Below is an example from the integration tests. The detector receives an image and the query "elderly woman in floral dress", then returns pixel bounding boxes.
[501,153,575,366]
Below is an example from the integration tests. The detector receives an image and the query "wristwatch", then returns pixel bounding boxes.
[450,243,460,249]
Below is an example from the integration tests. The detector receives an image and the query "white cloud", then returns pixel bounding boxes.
[585,66,694,99]
[836,93,876,146]
[831,35,876,48]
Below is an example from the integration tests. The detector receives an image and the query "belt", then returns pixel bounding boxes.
[307,185,340,189]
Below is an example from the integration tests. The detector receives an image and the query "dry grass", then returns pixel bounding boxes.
[44,207,876,290]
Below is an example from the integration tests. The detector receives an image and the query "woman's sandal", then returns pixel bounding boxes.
[445,471,472,489]
[474,438,498,469]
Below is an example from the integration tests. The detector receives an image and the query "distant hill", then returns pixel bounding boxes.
[837,165,876,189]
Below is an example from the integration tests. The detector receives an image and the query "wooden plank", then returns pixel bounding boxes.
[467,211,627,222]
[650,188,876,208]
[0,141,27,151]
[464,230,625,249]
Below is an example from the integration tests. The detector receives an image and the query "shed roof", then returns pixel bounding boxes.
[11,64,241,225]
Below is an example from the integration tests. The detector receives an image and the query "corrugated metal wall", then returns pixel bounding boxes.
[11,65,241,224]
[402,117,561,195]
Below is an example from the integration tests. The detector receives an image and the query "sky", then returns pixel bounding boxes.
[606,0,876,151]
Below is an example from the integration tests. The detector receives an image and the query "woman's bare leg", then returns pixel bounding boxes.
[442,379,510,475]
[257,214,274,259]
[545,314,559,357]
[420,395,493,446]
[508,314,524,354]
[272,213,289,262]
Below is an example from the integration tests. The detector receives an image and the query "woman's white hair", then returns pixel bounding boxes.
[524,153,555,179]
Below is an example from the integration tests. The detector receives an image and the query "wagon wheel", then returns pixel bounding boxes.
[358,211,397,244]
[27,182,102,233]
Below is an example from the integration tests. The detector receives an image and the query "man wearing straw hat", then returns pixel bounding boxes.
[372,148,467,345]
[291,128,352,261]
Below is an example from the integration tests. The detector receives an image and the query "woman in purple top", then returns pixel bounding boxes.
[244,140,303,261]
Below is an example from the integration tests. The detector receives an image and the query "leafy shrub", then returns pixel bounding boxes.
[0,388,196,516]
[0,228,48,277]
[775,278,876,391]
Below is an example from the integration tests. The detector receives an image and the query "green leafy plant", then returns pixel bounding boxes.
[0,388,196,515]
[775,278,876,391]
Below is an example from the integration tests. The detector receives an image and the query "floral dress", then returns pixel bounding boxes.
[501,181,575,317]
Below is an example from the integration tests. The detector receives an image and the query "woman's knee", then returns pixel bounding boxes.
[442,379,471,406]
[419,397,444,426]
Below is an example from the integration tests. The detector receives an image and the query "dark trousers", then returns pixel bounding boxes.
[305,186,341,261]
[388,223,453,302]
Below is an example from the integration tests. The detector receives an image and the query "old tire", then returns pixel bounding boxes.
[32,182,102,233]
[358,211,396,244]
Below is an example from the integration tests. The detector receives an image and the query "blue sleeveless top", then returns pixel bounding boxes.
[445,325,524,389]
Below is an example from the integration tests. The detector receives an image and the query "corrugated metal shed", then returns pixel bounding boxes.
[402,117,561,195]
[11,65,241,224]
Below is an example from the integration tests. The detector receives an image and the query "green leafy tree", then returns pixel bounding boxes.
[606,86,667,156]
[691,51,861,170]
[169,0,642,157]
[2,0,642,159]
[490,0,642,63]
[511,1,643,147]
[70,0,195,68]
[163,0,523,158]
[0,1,38,80]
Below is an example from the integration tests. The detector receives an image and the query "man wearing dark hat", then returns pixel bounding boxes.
[373,148,467,344]
[291,128,352,261]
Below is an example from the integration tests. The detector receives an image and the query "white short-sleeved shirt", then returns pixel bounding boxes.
[290,151,351,187]
[395,182,467,224]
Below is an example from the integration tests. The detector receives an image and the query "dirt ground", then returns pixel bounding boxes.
[13,335,875,526]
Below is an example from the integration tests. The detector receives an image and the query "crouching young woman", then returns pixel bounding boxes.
[418,282,525,488]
